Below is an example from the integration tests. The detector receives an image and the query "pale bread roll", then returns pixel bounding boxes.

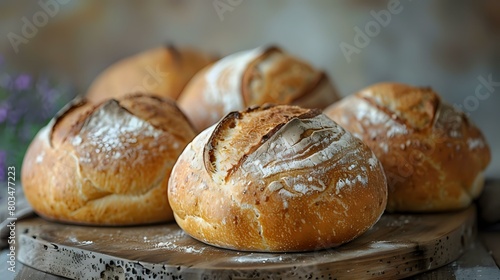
[86,46,216,103]
[324,83,491,212]
[177,46,340,131]
[168,105,387,252]
[21,94,196,225]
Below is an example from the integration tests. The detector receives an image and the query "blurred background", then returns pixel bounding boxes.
[0,0,498,180]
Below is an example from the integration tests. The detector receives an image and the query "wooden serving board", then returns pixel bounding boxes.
[17,206,476,280]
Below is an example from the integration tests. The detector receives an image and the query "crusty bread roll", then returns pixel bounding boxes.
[177,46,340,131]
[324,83,491,212]
[86,46,216,103]
[21,94,196,225]
[168,105,387,252]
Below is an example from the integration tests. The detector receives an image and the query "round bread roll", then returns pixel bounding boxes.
[324,83,491,212]
[86,46,216,103]
[177,46,340,132]
[21,94,196,225]
[168,104,387,252]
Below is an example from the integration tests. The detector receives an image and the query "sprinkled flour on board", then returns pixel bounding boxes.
[154,241,205,254]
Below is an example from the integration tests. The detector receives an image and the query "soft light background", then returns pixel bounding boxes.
[0,0,499,178]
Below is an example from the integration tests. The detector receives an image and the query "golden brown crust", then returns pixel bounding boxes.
[168,105,387,252]
[241,47,322,105]
[177,46,340,132]
[85,46,216,103]
[21,94,197,225]
[324,82,491,212]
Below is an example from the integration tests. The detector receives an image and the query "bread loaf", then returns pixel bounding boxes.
[21,94,196,225]
[177,46,340,131]
[86,46,216,103]
[324,83,491,212]
[168,105,387,252]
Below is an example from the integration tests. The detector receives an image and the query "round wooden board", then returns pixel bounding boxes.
[18,205,476,279]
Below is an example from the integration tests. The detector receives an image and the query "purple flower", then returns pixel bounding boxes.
[0,150,6,182]
[6,100,29,125]
[14,74,32,91]
[0,104,7,123]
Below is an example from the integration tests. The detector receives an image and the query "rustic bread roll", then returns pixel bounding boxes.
[324,83,491,212]
[21,94,196,225]
[168,105,387,252]
[177,46,340,131]
[86,46,216,103]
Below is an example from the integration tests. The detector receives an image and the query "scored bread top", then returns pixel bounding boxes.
[169,104,387,251]
[22,94,196,225]
[178,46,339,131]
[330,82,490,154]
[324,82,491,212]
[204,105,316,182]
[242,47,324,106]
[358,83,440,130]
[203,105,380,200]
[55,95,194,195]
